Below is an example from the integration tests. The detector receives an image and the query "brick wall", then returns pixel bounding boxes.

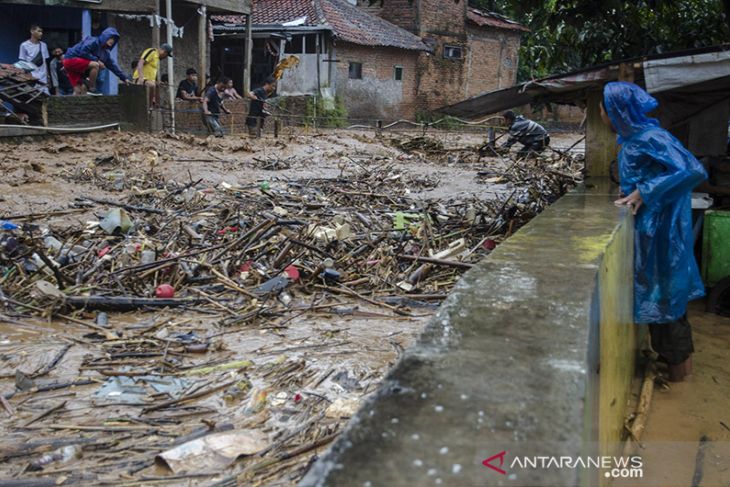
[355,0,524,114]
[334,43,419,121]
[419,0,467,36]
[47,95,122,126]
[355,0,419,33]
[464,27,521,98]
[414,37,468,113]
[159,98,249,134]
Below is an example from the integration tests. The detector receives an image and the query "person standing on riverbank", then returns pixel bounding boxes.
[602,81,707,382]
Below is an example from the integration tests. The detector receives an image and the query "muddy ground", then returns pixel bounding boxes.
[0,128,583,486]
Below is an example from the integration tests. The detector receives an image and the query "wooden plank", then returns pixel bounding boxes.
[244,12,252,94]
[585,89,617,177]
[198,4,207,88]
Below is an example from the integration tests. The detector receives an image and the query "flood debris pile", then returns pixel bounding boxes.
[0,63,47,125]
[0,132,584,485]
[2,162,517,319]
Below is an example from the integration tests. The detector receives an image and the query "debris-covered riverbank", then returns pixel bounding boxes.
[0,128,583,485]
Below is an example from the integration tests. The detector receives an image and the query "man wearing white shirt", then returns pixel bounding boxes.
[18,24,50,94]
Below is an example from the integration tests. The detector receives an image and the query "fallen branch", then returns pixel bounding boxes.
[65,295,203,312]
[396,254,473,269]
[141,380,236,414]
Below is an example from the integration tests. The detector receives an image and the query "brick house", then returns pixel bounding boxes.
[212,0,429,121]
[357,1,529,112]
[213,0,525,121]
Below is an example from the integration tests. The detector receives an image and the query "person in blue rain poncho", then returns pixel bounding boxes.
[601,82,707,382]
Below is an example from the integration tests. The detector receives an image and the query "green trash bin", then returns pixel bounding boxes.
[702,210,730,288]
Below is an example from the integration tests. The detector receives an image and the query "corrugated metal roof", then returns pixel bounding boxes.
[466,8,529,33]
[439,44,730,117]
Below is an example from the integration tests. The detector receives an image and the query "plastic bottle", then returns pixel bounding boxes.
[28,445,82,471]
[141,250,156,265]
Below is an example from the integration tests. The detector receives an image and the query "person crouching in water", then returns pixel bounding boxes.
[246,76,275,138]
[601,81,707,382]
[501,110,550,158]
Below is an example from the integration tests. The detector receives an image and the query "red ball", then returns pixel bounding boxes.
[155,284,175,298]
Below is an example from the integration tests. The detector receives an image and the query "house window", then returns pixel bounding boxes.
[394,65,403,81]
[443,45,464,60]
[285,35,304,54]
[349,62,362,79]
[305,34,317,54]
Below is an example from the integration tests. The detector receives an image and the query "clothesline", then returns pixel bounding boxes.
[113,14,185,38]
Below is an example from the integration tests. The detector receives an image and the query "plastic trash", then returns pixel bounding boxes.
[325,396,360,419]
[320,268,341,284]
[155,284,175,298]
[0,220,18,231]
[278,291,292,306]
[96,312,109,327]
[43,236,63,252]
[254,276,289,295]
[99,208,133,235]
[259,181,270,191]
[244,387,270,414]
[311,226,337,242]
[33,280,65,300]
[141,250,156,265]
[156,429,269,474]
[1,235,18,254]
[483,239,497,251]
[284,265,300,281]
[393,212,422,231]
[28,445,82,471]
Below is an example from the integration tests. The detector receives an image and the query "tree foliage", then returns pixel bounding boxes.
[469,0,730,80]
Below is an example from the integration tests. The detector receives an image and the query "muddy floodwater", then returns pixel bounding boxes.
[0,128,584,485]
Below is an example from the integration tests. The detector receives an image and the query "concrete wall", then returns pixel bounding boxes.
[598,213,637,456]
[301,179,640,487]
[334,42,419,121]
[278,53,320,96]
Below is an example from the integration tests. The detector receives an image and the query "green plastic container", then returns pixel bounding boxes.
[702,210,730,287]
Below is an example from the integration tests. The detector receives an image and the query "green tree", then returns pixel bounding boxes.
[468,0,730,80]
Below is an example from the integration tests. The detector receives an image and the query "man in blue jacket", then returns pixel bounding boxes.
[63,27,130,95]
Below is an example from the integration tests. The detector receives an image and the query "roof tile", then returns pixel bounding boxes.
[213,0,429,51]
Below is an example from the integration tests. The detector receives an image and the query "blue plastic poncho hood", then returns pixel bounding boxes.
[603,81,660,144]
[603,82,707,324]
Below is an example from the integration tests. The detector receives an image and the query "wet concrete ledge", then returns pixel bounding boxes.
[300,179,635,487]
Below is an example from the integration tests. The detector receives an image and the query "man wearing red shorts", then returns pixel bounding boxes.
[62,27,130,95]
